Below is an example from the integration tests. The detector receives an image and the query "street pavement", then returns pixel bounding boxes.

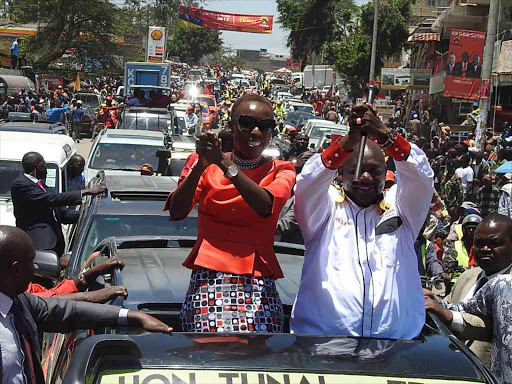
[76,138,94,159]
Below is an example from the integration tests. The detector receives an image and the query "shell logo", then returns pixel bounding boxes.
[151,29,163,40]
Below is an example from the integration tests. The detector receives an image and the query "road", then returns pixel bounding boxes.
[76,138,94,159]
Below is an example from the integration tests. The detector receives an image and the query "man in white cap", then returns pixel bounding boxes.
[498,173,512,219]
[410,114,421,137]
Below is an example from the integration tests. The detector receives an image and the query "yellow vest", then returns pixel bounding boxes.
[454,240,469,268]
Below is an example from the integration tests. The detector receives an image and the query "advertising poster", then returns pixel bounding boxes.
[146,26,166,63]
[498,40,512,73]
[381,68,432,90]
[179,6,273,34]
[444,29,486,100]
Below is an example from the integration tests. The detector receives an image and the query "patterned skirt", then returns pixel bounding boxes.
[180,267,284,333]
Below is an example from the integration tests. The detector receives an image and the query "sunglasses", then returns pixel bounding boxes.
[237,115,276,134]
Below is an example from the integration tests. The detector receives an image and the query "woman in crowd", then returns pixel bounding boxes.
[165,93,296,333]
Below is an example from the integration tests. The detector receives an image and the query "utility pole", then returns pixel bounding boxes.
[369,0,379,82]
[476,0,500,150]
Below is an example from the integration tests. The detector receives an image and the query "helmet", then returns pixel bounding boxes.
[462,214,482,227]
[77,100,83,105]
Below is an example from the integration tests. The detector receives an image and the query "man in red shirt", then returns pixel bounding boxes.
[27,252,127,303]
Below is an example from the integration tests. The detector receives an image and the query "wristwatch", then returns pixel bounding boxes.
[378,129,398,150]
[224,164,239,179]
[78,271,88,286]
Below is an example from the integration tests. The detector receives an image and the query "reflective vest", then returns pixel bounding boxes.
[454,240,469,268]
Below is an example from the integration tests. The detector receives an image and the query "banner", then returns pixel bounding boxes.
[179,6,273,34]
[146,26,166,63]
[381,68,432,89]
[498,40,512,73]
[443,29,486,100]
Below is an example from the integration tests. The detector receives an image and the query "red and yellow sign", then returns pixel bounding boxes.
[179,6,273,34]
[443,29,486,100]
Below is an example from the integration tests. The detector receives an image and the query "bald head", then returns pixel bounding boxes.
[0,226,35,297]
[69,154,85,178]
[22,151,43,173]
[342,140,386,208]
[474,214,512,275]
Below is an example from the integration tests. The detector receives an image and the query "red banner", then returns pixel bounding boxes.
[179,6,273,34]
[444,29,486,100]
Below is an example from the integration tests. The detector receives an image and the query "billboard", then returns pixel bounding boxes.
[179,6,273,34]
[146,26,166,63]
[381,68,432,89]
[443,29,486,100]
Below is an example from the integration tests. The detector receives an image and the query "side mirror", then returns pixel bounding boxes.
[33,250,60,279]
[156,149,172,159]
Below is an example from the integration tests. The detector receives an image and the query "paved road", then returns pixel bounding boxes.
[76,138,94,159]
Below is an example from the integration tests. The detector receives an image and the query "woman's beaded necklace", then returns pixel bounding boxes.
[231,152,263,170]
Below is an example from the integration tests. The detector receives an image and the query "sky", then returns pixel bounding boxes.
[204,0,368,56]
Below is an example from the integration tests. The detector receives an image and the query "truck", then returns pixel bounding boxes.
[124,62,172,98]
[303,65,337,89]
[0,66,38,95]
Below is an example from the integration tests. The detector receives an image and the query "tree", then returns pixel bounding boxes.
[8,0,122,70]
[167,24,223,65]
[328,0,415,99]
[276,0,356,68]
[209,48,246,70]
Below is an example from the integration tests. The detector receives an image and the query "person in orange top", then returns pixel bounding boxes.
[165,94,296,333]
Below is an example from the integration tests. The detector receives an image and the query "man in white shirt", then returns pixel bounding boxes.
[425,214,512,368]
[292,103,434,339]
[455,154,474,196]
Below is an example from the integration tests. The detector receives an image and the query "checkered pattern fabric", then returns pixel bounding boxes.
[180,267,284,333]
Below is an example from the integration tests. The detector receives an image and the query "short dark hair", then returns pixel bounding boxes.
[478,214,512,241]
[231,94,273,119]
[21,152,41,173]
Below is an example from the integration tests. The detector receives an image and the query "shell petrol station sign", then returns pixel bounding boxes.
[146,26,166,63]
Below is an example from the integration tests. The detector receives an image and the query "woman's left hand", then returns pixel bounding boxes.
[197,132,225,167]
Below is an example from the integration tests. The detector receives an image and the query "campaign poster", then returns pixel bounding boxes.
[444,29,486,100]
[179,6,273,34]
[146,26,166,63]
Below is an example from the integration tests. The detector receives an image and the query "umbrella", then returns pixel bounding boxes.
[495,161,512,174]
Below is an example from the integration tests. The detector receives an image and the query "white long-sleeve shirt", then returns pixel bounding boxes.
[291,138,434,339]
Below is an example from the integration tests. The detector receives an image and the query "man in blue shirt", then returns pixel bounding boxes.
[11,38,18,69]
[67,154,86,192]
[71,100,84,142]
[46,101,69,123]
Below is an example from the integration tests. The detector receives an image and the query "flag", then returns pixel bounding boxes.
[74,73,81,91]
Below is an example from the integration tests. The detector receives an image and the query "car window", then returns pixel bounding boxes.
[0,160,59,198]
[75,94,99,107]
[198,97,215,107]
[122,114,171,131]
[294,105,314,113]
[310,126,346,139]
[79,215,198,267]
[90,143,161,171]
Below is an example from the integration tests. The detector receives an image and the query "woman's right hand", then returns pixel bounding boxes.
[196,132,224,169]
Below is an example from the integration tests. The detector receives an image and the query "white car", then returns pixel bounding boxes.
[276,92,294,103]
[0,131,77,226]
[286,102,315,116]
[303,119,349,149]
[85,129,166,183]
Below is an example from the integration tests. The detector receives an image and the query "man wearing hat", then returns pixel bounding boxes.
[445,213,482,269]
[498,173,512,219]
[70,100,84,143]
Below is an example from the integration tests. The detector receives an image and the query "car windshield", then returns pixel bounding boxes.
[175,116,186,132]
[75,94,99,107]
[294,105,314,113]
[310,126,346,139]
[122,114,171,131]
[80,214,198,266]
[197,97,215,107]
[0,160,59,199]
[90,143,161,171]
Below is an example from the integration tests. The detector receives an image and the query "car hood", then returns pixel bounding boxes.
[86,168,143,183]
[0,202,15,226]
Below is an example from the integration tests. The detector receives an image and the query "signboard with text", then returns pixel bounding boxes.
[443,29,485,100]
[146,26,166,63]
[381,68,432,89]
[179,6,273,34]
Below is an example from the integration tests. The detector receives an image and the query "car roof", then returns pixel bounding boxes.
[307,119,341,126]
[0,131,76,163]
[99,129,164,145]
[92,172,182,216]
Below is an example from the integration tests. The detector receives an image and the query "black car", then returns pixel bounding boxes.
[0,121,67,134]
[79,104,98,138]
[41,236,497,384]
[62,171,198,278]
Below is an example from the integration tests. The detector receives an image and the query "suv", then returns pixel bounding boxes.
[42,236,497,384]
[63,171,198,279]
[84,129,169,182]
[74,92,104,108]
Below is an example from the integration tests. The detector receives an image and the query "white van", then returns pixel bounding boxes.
[0,132,78,226]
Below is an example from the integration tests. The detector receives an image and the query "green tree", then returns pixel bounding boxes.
[210,48,246,70]
[167,24,223,65]
[8,0,122,70]
[328,0,414,98]
[276,0,356,68]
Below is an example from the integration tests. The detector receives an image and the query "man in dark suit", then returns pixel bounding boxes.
[0,225,172,384]
[467,55,482,78]
[452,52,470,77]
[11,152,105,257]
[445,53,457,75]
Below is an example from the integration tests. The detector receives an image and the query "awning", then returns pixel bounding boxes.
[408,33,441,42]
[0,75,36,94]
